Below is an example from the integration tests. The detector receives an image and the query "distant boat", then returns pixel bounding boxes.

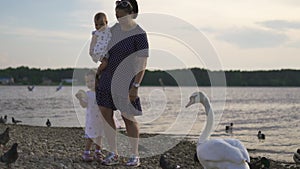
[56,82,63,92]
[27,85,34,91]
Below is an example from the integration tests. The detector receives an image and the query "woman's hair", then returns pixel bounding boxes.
[127,0,138,17]
[116,0,139,19]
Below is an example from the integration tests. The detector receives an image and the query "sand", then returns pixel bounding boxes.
[0,124,299,169]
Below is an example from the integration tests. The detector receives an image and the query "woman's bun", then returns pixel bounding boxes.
[124,0,138,18]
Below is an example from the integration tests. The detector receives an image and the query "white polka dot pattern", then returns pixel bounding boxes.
[96,23,149,114]
[90,27,112,62]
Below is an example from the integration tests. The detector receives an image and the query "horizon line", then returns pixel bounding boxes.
[1,65,300,72]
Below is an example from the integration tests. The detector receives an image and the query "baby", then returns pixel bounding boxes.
[76,69,105,162]
[89,12,111,73]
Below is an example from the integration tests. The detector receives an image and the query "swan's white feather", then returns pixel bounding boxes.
[188,91,250,169]
[223,138,250,162]
[198,139,248,163]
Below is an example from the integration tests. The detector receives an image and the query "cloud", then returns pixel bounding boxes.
[217,27,288,48]
[273,0,300,6]
[0,52,10,68]
[0,26,86,41]
[286,40,300,48]
[257,20,300,30]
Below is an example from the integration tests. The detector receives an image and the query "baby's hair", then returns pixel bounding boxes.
[94,12,107,21]
[85,69,97,77]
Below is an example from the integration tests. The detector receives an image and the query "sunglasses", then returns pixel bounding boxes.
[115,1,132,8]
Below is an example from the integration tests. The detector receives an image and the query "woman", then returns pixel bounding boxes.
[96,0,149,167]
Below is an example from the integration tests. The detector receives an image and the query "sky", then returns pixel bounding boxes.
[0,0,300,71]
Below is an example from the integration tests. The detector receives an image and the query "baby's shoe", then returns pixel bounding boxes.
[94,150,105,162]
[82,151,93,162]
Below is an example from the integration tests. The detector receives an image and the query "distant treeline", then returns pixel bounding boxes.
[0,66,299,86]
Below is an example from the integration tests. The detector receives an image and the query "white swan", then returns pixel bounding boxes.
[186,91,250,169]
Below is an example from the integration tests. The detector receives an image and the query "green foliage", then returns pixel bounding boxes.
[0,67,299,86]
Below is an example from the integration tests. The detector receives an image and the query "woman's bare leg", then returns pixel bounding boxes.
[99,106,117,153]
[122,115,139,155]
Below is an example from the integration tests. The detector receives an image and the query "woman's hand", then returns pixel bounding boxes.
[129,86,138,102]
[95,64,102,89]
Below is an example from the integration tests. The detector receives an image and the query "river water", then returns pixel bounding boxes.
[0,86,299,162]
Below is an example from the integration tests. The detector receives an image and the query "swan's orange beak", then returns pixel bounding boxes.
[185,97,195,108]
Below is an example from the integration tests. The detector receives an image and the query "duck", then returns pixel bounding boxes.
[186,91,250,169]
[225,123,233,133]
[0,127,10,147]
[46,119,51,127]
[11,117,22,125]
[0,143,19,168]
[249,156,270,169]
[27,85,34,91]
[293,149,300,164]
[0,115,7,124]
[257,131,265,141]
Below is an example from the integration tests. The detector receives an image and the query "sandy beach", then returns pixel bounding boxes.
[0,124,298,169]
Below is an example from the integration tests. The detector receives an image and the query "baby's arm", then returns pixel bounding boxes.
[75,90,88,108]
[78,99,87,108]
[89,34,97,57]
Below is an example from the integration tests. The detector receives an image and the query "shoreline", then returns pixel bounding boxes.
[0,124,299,169]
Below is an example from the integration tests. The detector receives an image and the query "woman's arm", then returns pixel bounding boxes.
[133,57,147,83]
[129,31,149,102]
[129,57,147,102]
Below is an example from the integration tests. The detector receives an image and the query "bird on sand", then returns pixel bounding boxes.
[293,149,300,164]
[159,154,180,169]
[11,117,22,125]
[186,91,250,169]
[0,115,7,124]
[0,143,19,168]
[27,85,34,91]
[259,157,270,169]
[0,127,10,147]
[249,156,270,169]
[46,119,51,127]
[194,152,199,163]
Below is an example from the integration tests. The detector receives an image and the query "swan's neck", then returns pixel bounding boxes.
[198,100,214,144]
